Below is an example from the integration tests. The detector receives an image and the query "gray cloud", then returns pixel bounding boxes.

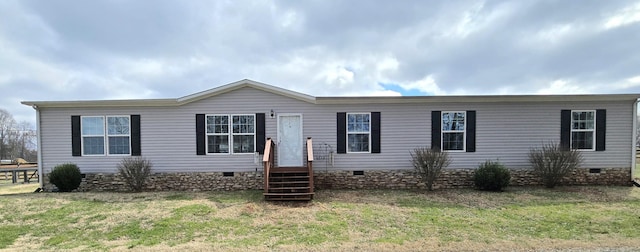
[1,0,640,126]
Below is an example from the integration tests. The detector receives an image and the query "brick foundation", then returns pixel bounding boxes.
[42,167,632,192]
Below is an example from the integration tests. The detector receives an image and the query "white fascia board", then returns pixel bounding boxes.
[21,99,177,108]
[316,94,640,104]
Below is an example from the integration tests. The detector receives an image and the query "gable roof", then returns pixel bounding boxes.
[177,79,316,104]
[21,79,640,108]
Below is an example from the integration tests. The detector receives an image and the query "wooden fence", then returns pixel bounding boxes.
[0,164,38,184]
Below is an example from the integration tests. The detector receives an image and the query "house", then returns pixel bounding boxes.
[22,79,639,198]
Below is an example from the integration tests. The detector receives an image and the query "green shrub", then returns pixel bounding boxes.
[528,142,582,188]
[49,163,82,192]
[410,147,452,191]
[474,160,511,191]
[117,157,152,192]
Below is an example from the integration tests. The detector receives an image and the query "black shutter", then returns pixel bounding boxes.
[431,111,441,150]
[196,114,206,155]
[371,112,381,153]
[131,115,141,156]
[71,116,81,156]
[466,111,476,152]
[256,113,266,154]
[337,112,346,154]
[560,110,571,150]
[596,109,606,151]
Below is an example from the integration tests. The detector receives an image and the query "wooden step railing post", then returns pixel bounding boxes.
[263,138,274,193]
[306,137,314,195]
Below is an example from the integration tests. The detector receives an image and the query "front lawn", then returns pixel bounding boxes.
[0,181,39,194]
[0,187,639,251]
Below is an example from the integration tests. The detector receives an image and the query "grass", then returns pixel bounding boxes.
[0,181,39,194]
[0,187,639,251]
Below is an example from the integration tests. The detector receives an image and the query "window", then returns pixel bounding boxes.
[347,113,370,153]
[81,116,105,155]
[336,112,381,154]
[207,115,229,153]
[441,112,465,151]
[81,116,130,155]
[206,114,255,154]
[107,116,130,155]
[571,110,595,150]
[232,115,255,153]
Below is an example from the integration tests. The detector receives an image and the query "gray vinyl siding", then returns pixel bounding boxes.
[325,101,633,170]
[38,87,635,174]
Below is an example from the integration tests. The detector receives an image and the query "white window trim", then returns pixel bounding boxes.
[206,114,231,155]
[81,116,105,156]
[231,114,257,155]
[205,114,256,155]
[441,111,466,152]
[106,115,132,156]
[81,115,132,156]
[346,112,371,153]
[570,110,596,151]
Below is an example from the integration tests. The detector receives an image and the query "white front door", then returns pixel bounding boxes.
[278,114,303,167]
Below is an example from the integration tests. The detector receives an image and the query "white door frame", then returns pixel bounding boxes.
[277,113,303,167]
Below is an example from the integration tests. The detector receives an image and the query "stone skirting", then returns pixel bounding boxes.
[43,172,264,192]
[314,167,632,190]
[42,167,631,192]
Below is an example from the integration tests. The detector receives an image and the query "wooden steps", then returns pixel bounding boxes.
[264,167,314,201]
[262,137,315,201]
[268,186,311,190]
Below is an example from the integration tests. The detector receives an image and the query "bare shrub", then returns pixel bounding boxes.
[411,147,452,191]
[528,142,582,188]
[117,157,152,192]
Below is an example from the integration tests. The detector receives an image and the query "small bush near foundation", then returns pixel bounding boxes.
[49,163,82,192]
[118,157,152,192]
[474,160,511,191]
[410,147,451,191]
[529,142,582,188]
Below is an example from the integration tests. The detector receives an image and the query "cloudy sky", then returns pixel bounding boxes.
[2,0,640,126]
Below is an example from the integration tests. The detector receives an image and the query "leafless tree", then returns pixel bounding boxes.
[0,109,37,161]
[0,108,17,160]
[637,116,640,147]
[16,121,37,160]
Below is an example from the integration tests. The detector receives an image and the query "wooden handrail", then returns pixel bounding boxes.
[263,138,275,192]
[306,137,314,195]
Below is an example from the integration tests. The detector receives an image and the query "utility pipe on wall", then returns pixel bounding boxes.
[32,105,44,189]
